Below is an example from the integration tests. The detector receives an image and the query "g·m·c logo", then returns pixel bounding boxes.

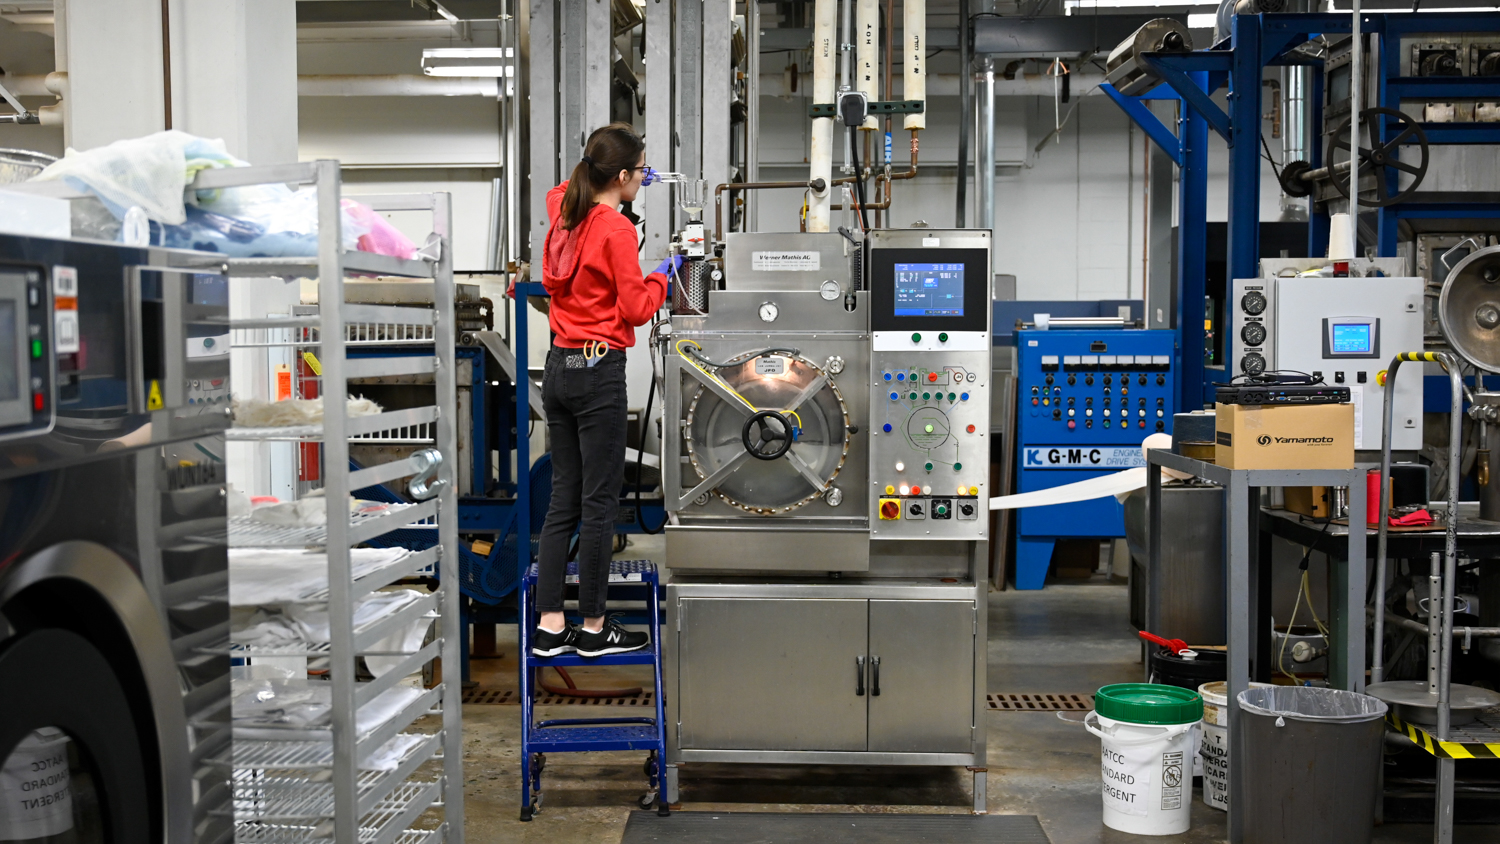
[1257,435,1272,446]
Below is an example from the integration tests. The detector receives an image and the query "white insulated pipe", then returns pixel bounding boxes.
[857,0,879,129]
[763,71,1106,98]
[903,0,926,130]
[5,73,498,99]
[808,0,837,232]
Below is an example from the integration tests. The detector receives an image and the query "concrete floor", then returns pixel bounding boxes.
[463,535,1484,843]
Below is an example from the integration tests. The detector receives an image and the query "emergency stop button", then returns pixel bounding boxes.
[928,371,938,382]
[879,498,901,520]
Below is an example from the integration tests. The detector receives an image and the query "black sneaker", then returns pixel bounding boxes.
[575,618,650,657]
[531,623,579,657]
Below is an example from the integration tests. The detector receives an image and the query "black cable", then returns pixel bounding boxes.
[847,125,870,232]
[1260,132,1281,171]
[634,371,666,535]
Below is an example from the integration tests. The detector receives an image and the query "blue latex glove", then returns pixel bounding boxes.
[641,166,660,186]
[653,254,684,278]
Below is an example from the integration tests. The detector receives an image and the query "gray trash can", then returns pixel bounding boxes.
[1238,686,1388,844]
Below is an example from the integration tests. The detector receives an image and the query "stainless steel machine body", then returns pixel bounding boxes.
[661,229,992,811]
[0,234,231,844]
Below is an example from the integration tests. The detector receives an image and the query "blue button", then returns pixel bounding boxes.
[960,392,969,402]
[882,423,893,433]
[896,372,905,381]
[883,371,892,381]
[889,391,899,401]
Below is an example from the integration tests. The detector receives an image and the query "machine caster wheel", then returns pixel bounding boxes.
[643,753,656,777]
[638,792,657,810]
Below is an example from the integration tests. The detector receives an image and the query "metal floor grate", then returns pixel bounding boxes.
[462,688,652,707]
[987,693,1094,712]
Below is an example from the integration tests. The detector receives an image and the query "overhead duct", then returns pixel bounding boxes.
[807,0,837,232]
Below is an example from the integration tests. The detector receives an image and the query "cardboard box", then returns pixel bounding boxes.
[1284,486,1333,518]
[1214,403,1354,470]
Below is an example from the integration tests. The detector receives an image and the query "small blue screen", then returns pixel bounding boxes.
[1331,323,1372,354]
[893,263,964,317]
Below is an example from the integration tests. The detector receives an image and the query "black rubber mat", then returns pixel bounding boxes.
[620,811,1051,843]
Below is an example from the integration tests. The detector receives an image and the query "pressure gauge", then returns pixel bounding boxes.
[819,280,841,301]
[758,301,779,323]
[1242,352,1266,376]
[1241,291,1267,316]
[1241,322,1267,346]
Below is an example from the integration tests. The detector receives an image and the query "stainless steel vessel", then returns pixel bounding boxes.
[661,229,993,811]
[0,234,230,844]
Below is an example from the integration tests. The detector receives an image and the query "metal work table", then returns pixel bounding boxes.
[1263,505,1500,560]
[1145,449,1365,844]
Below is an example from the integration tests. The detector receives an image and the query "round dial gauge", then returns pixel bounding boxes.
[1241,322,1268,346]
[819,280,841,301]
[1240,291,1267,316]
[758,301,779,323]
[1241,352,1267,376]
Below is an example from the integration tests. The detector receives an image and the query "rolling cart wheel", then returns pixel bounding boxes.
[643,753,656,777]
[638,792,657,810]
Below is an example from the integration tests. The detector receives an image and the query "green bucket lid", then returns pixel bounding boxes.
[1095,683,1203,725]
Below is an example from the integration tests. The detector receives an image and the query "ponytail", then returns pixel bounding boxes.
[558,122,645,231]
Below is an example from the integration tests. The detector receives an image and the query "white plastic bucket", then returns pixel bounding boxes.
[1084,711,1199,835]
[1198,680,1272,812]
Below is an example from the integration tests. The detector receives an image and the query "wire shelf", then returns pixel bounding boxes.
[208,502,431,548]
[213,733,435,771]
[230,323,437,349]
[231,780,439,844]
[230,732,442,820]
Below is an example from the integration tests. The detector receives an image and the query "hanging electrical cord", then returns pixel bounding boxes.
[1277,518,1332,679]
[847,125,870,232]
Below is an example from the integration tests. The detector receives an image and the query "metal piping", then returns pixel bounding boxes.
[976,62,994,231]
[715,179,827,240]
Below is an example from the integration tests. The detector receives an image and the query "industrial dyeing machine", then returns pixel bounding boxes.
[0,234,231,844]
[660,228,992,811]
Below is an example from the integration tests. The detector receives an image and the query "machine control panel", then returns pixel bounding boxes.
[0,263,56,441]
[865,235,991,540]
[1229,276,1424,451]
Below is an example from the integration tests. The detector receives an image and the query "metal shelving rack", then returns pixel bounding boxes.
[201,160,463,844]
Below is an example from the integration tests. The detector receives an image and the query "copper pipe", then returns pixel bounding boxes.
[715,179,824,238]
[832,129,917,211]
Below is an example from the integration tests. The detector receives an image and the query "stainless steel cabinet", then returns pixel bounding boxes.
[868,600,976,753]
[678,598,869,751]
[676,596,976,753]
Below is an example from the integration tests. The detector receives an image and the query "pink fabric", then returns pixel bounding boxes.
[343,199,419,259]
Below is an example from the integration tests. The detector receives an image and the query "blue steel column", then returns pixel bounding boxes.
[516,283,536,587]
[1376,17,1401,257]
[1308,68,1328,259]
[1177,88,1210,410]
[1226,15,1263,295]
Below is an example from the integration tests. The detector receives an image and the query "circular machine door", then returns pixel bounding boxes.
[684,352,851,515]
[0,628,151,844]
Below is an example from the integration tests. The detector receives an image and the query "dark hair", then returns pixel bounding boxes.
[559,122,645,231]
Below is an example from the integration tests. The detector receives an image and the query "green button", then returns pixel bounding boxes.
[909,392,918,400]
[924,462,934,472]
[911,332,921,343]
[924,423,934,433]
[30,339,41,359]
[939,332,949,343]
[954,462,963,471]
[936,504,948,515]
[922,392,930,401]
[948,392,956,401]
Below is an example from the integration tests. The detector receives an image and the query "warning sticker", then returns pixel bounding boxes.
[1160,751,1184,810]
[1022,445,1145,470]
[751,251,820,272]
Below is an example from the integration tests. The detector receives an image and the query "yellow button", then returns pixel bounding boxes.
[969,486,979,495]
[885,485,895,495]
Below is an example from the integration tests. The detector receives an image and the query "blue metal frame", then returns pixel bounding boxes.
[1105,11,1500,411]
[517,560,669,820]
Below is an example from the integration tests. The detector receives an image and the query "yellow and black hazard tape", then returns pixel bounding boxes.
[1388,713,1500,759]
[1394,351,1443,363]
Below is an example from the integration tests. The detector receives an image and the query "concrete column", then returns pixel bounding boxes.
[61,0,166,149]
[171,0,298,164]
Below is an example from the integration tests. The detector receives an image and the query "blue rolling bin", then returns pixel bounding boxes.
[1013,328,1176,590]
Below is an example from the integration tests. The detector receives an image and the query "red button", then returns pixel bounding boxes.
[966,424,976,434]
[928,372,938,382]
[32,392,43,411]
[1031,398,1038,406]
[1138,420,1146,428]
[1068,420,1076,430]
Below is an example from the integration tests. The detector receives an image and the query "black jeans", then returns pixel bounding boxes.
[535,344,628,618]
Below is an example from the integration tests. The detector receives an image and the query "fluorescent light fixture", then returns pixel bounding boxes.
[421,48,515,77]
[1187,12,1217,27]
[1064,0,1217,11]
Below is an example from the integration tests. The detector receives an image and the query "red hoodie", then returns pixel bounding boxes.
[542,181,668,349]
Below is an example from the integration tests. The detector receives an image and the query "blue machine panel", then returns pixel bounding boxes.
[1014,328,1176,589]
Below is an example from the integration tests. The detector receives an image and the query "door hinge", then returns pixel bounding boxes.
[972,605,978,634]
[676,599,681,631]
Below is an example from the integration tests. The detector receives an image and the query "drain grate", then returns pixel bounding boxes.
[987,693,1094,712]
[462,688,652,706]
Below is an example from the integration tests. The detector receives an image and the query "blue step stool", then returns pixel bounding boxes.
[518,559,669,821]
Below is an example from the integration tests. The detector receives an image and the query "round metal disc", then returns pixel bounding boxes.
[1366,680,1500,726]
[1439,244,1500,372]
[685,353,850,514]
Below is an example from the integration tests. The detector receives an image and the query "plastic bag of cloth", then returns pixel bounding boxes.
[31,130,239,224]
[1237,685,1388,725]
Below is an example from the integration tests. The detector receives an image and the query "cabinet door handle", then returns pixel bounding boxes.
[871,655,881,697]
[855,655,865,696]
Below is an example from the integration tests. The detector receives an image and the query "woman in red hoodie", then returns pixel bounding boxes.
[532,123,677,658]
